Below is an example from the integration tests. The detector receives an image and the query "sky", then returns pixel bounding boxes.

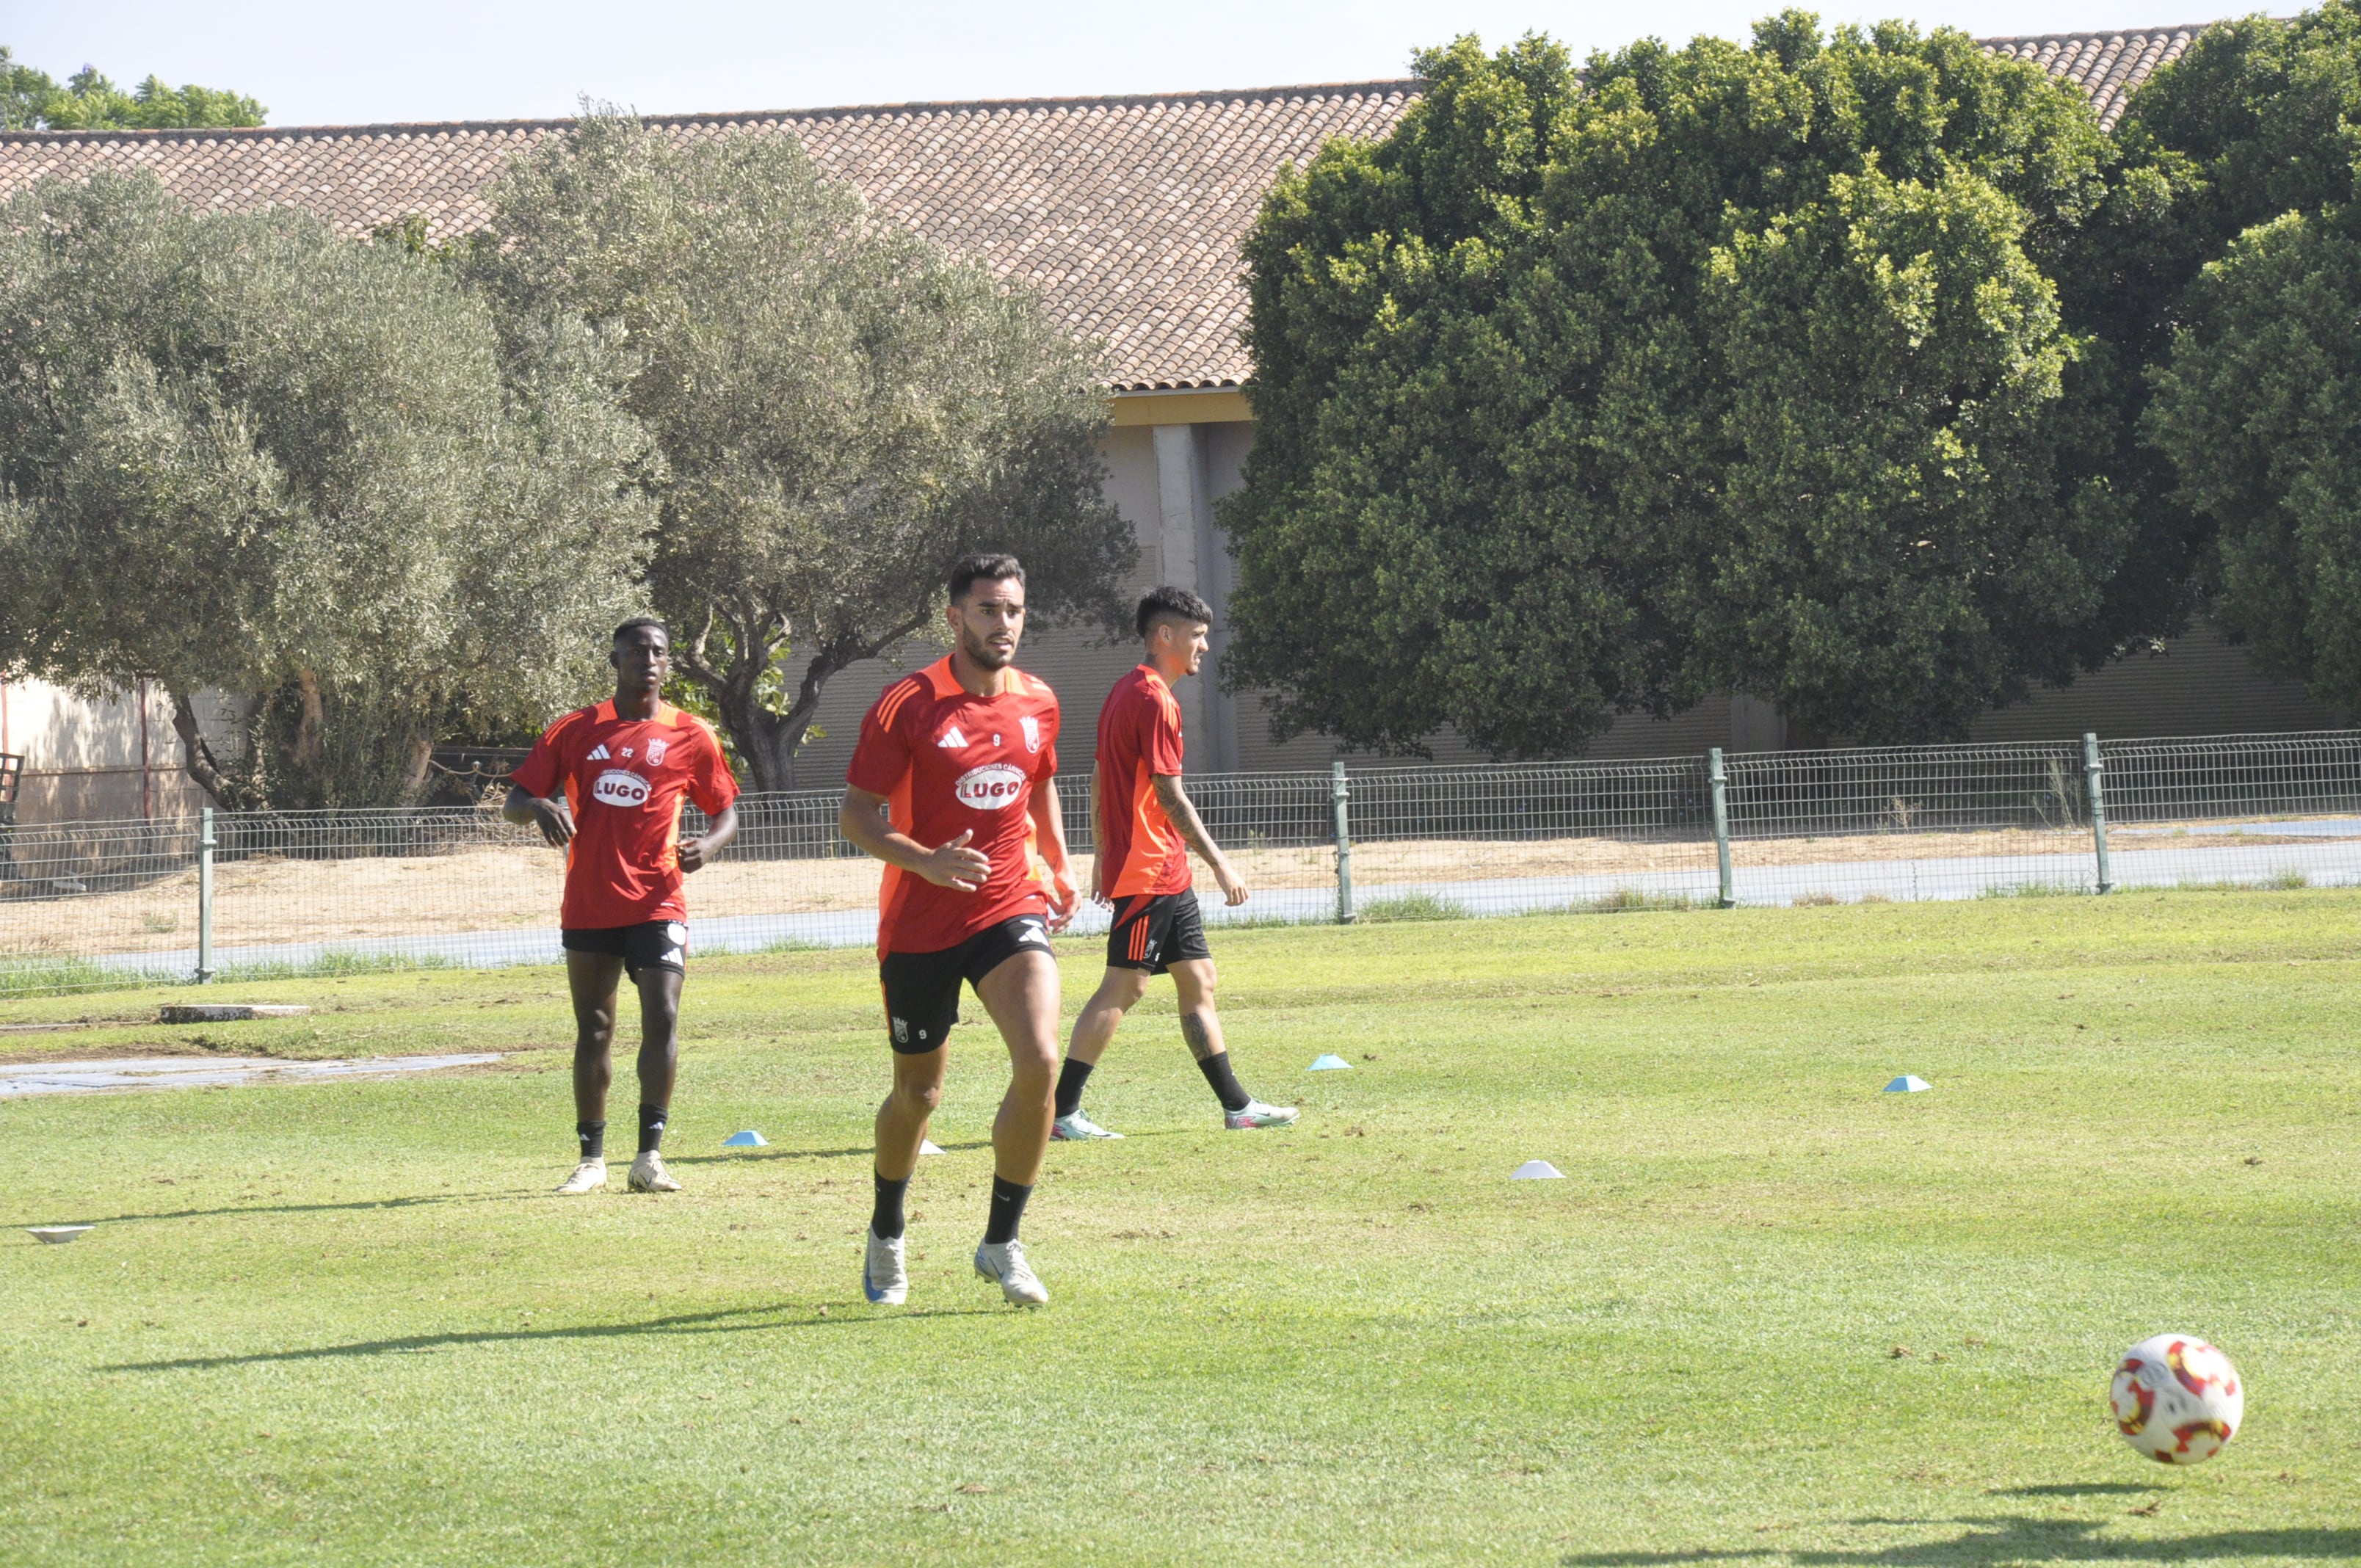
[5,0,2227,126]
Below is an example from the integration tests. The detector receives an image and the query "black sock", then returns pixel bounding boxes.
[577,1121,606,1161]
[1197,1051,1250,1113]
[637,1103,667,1155]
[1053,1057,1095,1119]
[983,1175,1032,1245]
[871,1169,910,1241]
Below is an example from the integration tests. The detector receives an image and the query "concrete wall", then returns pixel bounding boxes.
[781,410,2346,786]
[0,679,247,824]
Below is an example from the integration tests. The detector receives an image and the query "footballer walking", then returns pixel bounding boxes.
[1053,587,1296,1138]
[507,619,740,1195]
[840,553,1078,1307]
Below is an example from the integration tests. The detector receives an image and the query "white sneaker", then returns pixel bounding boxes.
[627,1150,681,1192]
[1051,1109,1124,1141]
[973,1238,1048,1306]
[556,1158,607,1194]
[1225,1099,1300,1130]
[863,1230,908,1305]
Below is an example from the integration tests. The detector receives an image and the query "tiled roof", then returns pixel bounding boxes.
[0,28,2216,390]
[1981,26,2206,130]
[0,86,1417,391]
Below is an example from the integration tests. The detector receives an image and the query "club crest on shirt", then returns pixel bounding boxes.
[647,737,669,766]
[953,762,1026,810]
[591,769,651,808]
[1020,714,1042,753]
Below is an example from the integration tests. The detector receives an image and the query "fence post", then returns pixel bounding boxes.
[1331,761,1354,925]
[195,807,216,983]
[1708,748,1736,909]
[2084,733,2114,895]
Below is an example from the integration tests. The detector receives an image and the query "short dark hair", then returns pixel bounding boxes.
[949,553,1026,603]
[612,617,669,645]
[1136,585,1214,639]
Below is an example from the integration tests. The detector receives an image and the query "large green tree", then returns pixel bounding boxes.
[466,113,1133,791]
[1,48,264,130]
[0,170,651,807]
[2133,2,2361,713]
[1227,15,2175,753]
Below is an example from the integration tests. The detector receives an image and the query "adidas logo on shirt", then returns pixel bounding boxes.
[588,744,612,761]
[937,727,968,748]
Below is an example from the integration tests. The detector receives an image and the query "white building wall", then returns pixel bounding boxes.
[0,678,244,823]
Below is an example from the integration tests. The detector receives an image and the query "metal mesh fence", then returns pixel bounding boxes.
[7,728,2361,998]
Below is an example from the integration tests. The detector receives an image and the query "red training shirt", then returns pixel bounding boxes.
[1095,664,1193,899]
[510,699,739,930]
[846,656,1062,956]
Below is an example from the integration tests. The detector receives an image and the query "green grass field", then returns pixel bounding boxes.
[4,891,2358,1565]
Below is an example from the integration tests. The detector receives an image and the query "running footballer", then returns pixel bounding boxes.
[507,619,740,1196]
[1053,586,1297,1139]
[839,553,1078,1307]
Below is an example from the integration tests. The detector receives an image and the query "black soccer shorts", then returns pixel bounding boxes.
[1105,890,1212,975]
[878,913,1056,1054]
[562,920,689,984]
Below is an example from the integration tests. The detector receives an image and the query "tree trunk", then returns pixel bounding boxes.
[399,731,436,802]
[167,689,246,810]
[675,613,929,796]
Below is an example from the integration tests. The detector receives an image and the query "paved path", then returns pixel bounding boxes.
[60,832,2361,981]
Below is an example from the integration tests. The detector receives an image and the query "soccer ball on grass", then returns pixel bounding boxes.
[2109,1334,2242,1464]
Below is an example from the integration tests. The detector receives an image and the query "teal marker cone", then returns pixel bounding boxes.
[722,1130,768,1147]
[1884,1075,1931,1093]
[1308,1054,1353,1071]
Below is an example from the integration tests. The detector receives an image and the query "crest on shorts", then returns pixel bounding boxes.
[1020,715,1042,753]
[892,1016,910,1045]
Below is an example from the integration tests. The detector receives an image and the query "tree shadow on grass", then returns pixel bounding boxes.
[104,1299,1007,1373]
[10,1190,507,1228]
[1558,1515,2361,1565]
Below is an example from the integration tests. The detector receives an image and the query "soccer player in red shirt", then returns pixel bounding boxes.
[1051,586,1297,1139]
[506,619,740,1197]
[839,553,1077,1307]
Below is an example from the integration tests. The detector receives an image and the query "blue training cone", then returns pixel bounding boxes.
[1511,1161,1564,1180]
[1884,1075,1932,1094]
[722,1130,768,1147]
[1308,1054,1354,1072]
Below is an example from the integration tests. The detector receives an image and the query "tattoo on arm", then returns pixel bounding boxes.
[1180,1011,1216,1062]
[1152,774,1224,866]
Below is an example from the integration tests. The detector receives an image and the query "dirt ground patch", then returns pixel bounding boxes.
[4,821,2353,957]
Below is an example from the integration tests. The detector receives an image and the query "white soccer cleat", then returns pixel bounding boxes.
[863,1230,909,1306]
[1225,1099,1300,1130]
[627,1151,681,1193]
[1051,1109,1124,1141]
[973,1238,1048,1306]
[556,1158,608,1194]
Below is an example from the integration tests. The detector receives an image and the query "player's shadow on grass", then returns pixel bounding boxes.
[664,1144,878,1166]
[104,1300,1004,1373]
[1557,1515,2361,1564]
[1989,1483,2156,1498]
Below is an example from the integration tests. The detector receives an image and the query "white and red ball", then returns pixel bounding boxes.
[2109,1334,2243,1464]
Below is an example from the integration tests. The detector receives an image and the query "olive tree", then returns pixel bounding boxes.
[0,170,653,806]
[467,112,1134,791]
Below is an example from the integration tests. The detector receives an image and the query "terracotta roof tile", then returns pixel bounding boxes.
[0,28,2224,388]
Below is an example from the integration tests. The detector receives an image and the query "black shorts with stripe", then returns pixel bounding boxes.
[879,914,1055,1054]
[1105,890,1211,975]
